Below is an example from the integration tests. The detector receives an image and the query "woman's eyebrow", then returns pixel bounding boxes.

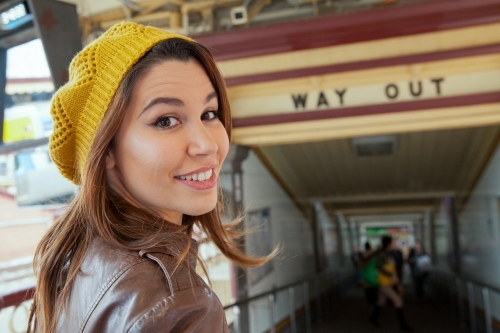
[206,91,218,103]
[140,97,184,116]
[140,92,218,117]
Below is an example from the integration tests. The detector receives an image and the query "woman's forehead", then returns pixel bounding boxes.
[134,60,215,98]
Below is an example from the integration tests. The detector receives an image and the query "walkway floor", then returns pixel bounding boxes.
[313,286,466,333]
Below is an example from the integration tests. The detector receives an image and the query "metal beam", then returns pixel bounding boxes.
[100,10,177,29]
[0,137,49,155]
[334,205,436,216]
[28,0,82,89]
[244,0,271,27]
[310,191,456,204]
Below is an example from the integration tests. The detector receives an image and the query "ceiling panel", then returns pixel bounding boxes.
[256,125,500,213]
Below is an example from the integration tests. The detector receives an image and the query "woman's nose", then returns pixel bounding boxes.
[186,121,218,156]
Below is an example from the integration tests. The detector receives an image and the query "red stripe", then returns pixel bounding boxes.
[225,44,500,87]
[232,92,500,128]
[197,0,500,61]
[0,287,35,309]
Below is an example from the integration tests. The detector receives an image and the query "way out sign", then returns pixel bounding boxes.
[291,77,445,110]
[230,70,500,119]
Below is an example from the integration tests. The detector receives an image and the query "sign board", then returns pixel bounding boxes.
[231,70,500,119]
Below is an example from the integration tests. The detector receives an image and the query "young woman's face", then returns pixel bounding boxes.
[106,59,229,224]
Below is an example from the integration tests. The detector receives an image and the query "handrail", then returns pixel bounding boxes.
[0,286,35,310]
[223,268,348,310]
[221,267,351,333]
[435,269,500,294]
[432,268,500,333]
[0,137,49,155]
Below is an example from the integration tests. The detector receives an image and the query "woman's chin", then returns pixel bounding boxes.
[187,205,216,217]
[183,200,218,217]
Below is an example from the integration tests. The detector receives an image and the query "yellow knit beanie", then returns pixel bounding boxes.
[49,22,192,185]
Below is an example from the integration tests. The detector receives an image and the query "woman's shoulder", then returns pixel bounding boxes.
[62,237,219,333]
[80,237,206,295]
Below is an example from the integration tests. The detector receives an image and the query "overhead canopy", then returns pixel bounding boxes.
[195,0,500,216]
[255,125,500,215]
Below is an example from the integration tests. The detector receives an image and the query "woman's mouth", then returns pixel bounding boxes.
[175,168,213,182]
[174,167,217,190]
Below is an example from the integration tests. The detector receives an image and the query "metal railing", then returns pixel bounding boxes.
[0,267,352,333]
[0,286,34,333]
[223,267,351,333]
[431,270,500,333]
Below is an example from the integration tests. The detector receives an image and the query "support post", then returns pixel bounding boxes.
[429,211,437,264]
[335,213,346,266]
[0,48,6,145]
[312,202,326,273]
[28,0,82,89]
[446,197,461,273]
[487,197,500,246]
[230,145,250,333]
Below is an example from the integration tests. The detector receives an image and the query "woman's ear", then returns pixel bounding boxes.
[106,149,116,170]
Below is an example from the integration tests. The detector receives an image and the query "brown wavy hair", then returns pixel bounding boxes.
[28,38,274,333]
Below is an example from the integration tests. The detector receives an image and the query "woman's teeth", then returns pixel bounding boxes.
[177,169,213,181]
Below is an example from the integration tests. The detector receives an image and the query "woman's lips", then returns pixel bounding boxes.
[175,168,217,190]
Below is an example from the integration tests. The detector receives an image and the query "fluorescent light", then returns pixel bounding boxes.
[0,3,31,31]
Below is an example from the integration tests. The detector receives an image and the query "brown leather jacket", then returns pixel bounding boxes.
[57,237,230,332]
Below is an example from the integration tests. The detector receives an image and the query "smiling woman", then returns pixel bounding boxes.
[27,22,274,333]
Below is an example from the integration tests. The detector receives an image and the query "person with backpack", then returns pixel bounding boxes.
[369,235,412,332]
[408,240,432,298]
[360,242,378,306]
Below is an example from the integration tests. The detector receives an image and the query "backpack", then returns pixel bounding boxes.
[362,258,379,286]
[415,254,432,274]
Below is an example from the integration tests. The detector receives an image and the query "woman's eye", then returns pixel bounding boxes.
[202,110,221,121]
[154,116,180,128]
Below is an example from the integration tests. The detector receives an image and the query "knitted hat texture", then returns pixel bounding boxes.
[49,22,192,185]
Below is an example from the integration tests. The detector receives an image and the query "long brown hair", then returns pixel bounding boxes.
[28,38,274,333]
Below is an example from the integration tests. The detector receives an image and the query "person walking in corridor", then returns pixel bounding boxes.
[27,22,274,333]
[408,240,432,298]
[369,235,412,332]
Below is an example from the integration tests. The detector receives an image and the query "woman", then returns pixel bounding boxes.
[408,240,432,298]
[28,22,272,333]
[369,235,412,332]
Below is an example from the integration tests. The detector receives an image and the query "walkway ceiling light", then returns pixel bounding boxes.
[351,135,397,157]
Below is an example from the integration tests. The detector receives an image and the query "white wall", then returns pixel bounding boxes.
[242,150,315,294]
[459,146,500,289]
[241,150,316,333]
[315,202,342,270]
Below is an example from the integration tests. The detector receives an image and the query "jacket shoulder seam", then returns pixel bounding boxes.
[125,285,213,333]
[77,258,149,333]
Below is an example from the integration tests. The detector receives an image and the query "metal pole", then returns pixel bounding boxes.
[449,276,455,318]
[327,273,333,311]
[268,294,276,333]
[482,288,493,333]
[289,287,297,333]
[456,278,465,328]
[304,281,312,333]
[467,282,476,333]
[0,48,6,146]
[233,306,241,333]
[316,277,322,324]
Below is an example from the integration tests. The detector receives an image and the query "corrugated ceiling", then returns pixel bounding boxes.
[255,125,500,215]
